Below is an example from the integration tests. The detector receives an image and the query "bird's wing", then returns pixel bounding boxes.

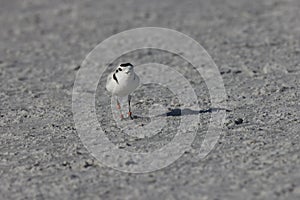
[106,72,113,84]
[106,72,115,93]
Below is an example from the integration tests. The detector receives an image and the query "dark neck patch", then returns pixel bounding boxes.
[113,73,119,84]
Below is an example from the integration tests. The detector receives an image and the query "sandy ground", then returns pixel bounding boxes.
[1,0,300,199]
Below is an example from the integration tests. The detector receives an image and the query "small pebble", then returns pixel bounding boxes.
[234,118,243,125]
[74,65,81,71]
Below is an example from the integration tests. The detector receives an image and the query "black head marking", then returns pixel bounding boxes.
[120,63,133,67]
[118,68,122,71]
[113,73,119,84]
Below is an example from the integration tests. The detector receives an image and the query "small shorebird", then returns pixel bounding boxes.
[106,63,140,119]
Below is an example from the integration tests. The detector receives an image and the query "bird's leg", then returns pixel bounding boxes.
[116,97,123,119]
[128,95,133,120]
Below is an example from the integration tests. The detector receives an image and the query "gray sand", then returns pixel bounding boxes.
[0,0,300,199]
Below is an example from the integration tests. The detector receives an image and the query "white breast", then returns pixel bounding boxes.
[106,72,140,97]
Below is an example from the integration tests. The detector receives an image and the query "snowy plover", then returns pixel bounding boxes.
[106,63,140,119]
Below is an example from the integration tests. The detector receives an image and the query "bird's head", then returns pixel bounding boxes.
[116,63,134,75]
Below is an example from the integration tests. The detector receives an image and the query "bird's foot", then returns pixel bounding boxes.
[128,112,133,120]
[116,104,121,110]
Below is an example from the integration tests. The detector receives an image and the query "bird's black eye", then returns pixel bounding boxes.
[118,68,122,71]
[116,69,118,72]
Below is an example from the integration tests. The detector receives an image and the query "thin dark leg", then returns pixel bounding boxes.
[128,95,133,119]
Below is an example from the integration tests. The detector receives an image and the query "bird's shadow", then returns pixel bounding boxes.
[156,107,231,117]
[127,108,231,120]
